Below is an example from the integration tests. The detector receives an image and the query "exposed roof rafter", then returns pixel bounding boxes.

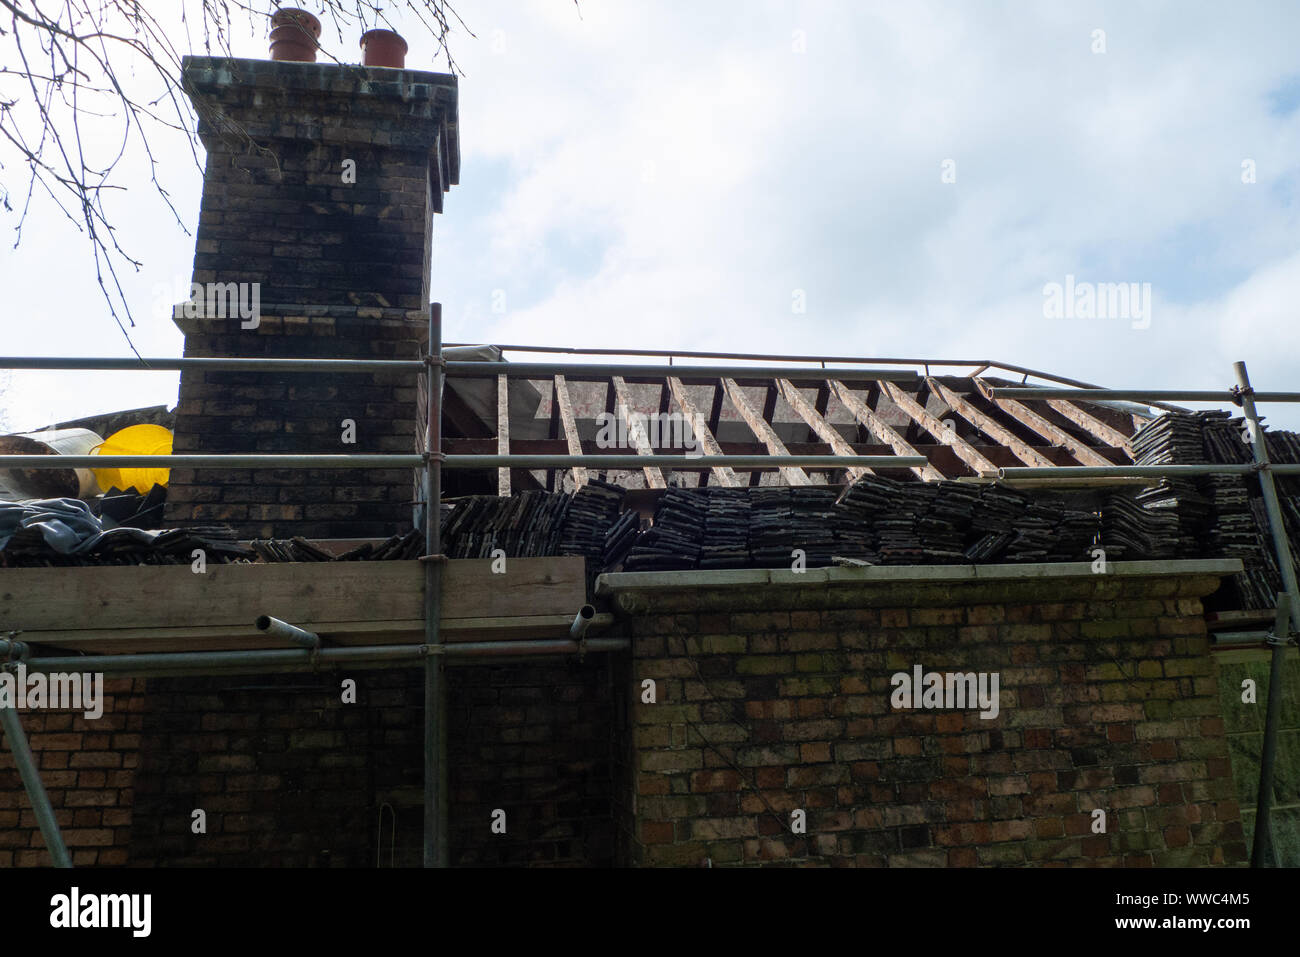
[828,380,944,482]
[721,378,812,486]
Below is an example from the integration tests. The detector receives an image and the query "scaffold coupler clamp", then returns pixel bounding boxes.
[1264,628,1297,648]
[1,631,29,672]
[1230,384,1252,406]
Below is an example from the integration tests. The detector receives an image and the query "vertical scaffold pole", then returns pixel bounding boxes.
[1235,361,1298,867]
[0,703,72,867]
[424,303,449,868]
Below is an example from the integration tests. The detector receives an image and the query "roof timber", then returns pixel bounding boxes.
[828,381,945,482]
[447,358,1140,492]
[776,379,872,481]
[721,378,813,486]
[926,377,1055,469]
[612,376,667,489]
[1046,399,1135,458]
[496,374,511,496]
[974,387,1115,468]
[553,374,588,489]
[666,376,739,487]
[881,381,999,477]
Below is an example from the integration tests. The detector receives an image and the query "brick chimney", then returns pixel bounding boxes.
[164,52,458,540]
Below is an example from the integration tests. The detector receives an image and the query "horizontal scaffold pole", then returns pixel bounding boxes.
[443,454,930,470]
[986,387,1300,404]
[19,638,632,677]
[0,453,931,470]
[2,356,917,384]
[0,356,425,373]
[999,464,1300,480]
[443,361,918,382]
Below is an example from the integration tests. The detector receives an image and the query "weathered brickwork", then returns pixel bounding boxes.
[164,317,427,540]
[163,57,457,540]
[0,665,617,868]
[0,678,145,867]
[611,570,1248,867]
[0,568,1255,867]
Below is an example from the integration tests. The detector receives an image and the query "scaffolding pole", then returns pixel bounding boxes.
[0,356,425,373]
[0,453,930,471]
[1254,595,1292,867]
[1234,361,1300,868]
[442,361,919,383]
[997,464,1300,481]
[424,304,448,869]
[985,386,1300,404]
[15,638,631,676]
[0,703,72,867]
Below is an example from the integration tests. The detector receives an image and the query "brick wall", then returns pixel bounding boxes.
[0,565,1255,868]
[0,665,617,868]
[608,566,1249,867]
[0,678,145,867]
[449,661,618,866]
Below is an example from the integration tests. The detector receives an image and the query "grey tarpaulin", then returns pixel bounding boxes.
[0,498,159,555]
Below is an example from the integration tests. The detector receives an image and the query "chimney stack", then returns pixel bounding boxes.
[164,27,459,541]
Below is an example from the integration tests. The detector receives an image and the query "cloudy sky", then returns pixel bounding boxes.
[1,0,1297,435]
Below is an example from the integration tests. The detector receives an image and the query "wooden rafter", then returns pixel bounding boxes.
[721,378,812,486]
[612,376,667,489]
[926,378,1055,469]
[776,379,872,480]
[496,374,511,496]
[881,381,998,476]
[1046,400,1134,458]
[553,374,588,490]
[666,376,739,487]
[901,378,932,445]
[979,390,1114,468]
[828,380,943,482]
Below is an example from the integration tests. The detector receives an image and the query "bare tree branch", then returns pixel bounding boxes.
[0,1,472,353]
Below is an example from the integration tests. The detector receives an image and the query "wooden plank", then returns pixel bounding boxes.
[828,380,943,481]
[926,378,1055,469]
[496,373,511,496]
[0,557,587,637]
[776,379,872,480]
[882,381,998,476]
[981,393,1114,468]
[611,376,667,489]
[666,376,739,487]
[1047,399,1134,458]
[553,374,588,489]
[721,378,812,486]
